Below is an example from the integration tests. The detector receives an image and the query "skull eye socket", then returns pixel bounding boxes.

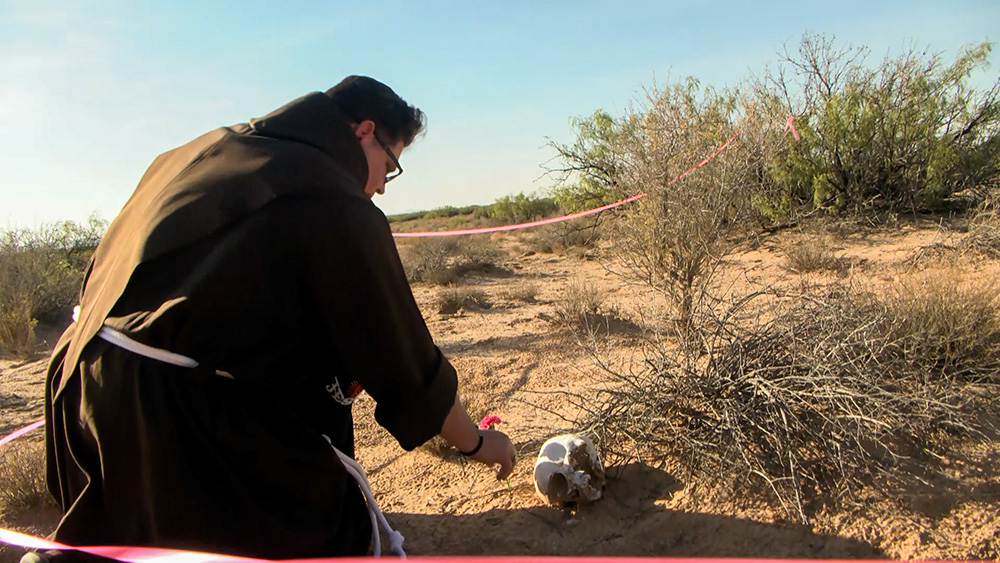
[548,472,570,501]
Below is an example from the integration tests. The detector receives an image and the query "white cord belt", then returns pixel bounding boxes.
[76,307,405,558]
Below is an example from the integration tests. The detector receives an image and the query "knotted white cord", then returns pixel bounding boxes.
[86,313,403,557]
[323,436,406,558]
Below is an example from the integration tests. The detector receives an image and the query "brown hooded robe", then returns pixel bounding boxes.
[44,92,457,558]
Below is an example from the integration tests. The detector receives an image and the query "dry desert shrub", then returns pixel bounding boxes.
[398,237,505,285]
[496,283,539,304]
[0,218,105,356]
[782,237,851,274]
[0,440,51,512]
[554,281,605,330]
[904,205,1000,266]
[0,298,37,357]
[435,286,490,314]
[576,273,1000,521]
[959,206,1000,259]
[882,273,1000,380]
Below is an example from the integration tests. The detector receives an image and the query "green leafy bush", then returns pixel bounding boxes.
[482,192,559,223]
[422,205,481,219]
[753,34,1000,213]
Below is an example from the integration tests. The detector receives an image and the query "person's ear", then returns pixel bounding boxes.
[353,119,375,140]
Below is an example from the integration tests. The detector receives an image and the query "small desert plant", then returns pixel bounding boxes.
[482,192,560,223]
[436,286,490,314]
[0,441,51,512]
[497,283,539,304]
[550,79,758,336]
[554,281,605,330]
[0,298,37,357]
[782,237,850,274]
[882,273,1000,380]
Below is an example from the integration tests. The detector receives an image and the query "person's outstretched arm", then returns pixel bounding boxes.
[439,394,516,480]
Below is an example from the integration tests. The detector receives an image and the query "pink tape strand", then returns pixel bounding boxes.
[0,419,44,448]
[784,115,800,141]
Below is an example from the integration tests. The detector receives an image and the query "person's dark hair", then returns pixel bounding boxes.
[325,76,425,147]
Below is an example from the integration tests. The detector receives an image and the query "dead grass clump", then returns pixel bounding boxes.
[0,297,37,357]
[554,281,605,330]
[398,237,506,285]
[882,273,1000,381]
[578,274,1000,522]
[959,207,1000,259]
[436,286,490,314]
[0,440,51,512]
[497,283,539,304]
[782,237,850,274]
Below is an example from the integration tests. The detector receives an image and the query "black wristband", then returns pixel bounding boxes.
[459,432,484,456]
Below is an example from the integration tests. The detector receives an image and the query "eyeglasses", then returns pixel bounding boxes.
[374,134,403,183]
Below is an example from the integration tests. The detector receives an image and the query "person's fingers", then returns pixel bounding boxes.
[497,453,517,480]
[474,430,516,480]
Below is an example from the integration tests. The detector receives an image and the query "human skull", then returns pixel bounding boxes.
[533,434,606,510]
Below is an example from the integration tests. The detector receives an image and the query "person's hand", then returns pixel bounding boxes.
[468,428,516,480]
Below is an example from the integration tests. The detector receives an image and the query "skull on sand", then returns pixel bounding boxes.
[533,434,606,510]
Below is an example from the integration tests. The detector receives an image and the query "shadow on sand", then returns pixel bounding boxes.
[387,463,883,558]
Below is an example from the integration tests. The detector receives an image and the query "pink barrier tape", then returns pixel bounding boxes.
[0,524,981,563]
[0,419,44,448]
[392,134,738,238]
[0,528,62,551]
[0,525,961,563]
[0,528,263,563]
[784,115,800,141]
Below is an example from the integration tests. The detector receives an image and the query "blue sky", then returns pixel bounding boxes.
[1,0,998,228]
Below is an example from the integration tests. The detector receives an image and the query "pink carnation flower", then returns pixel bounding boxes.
[479,414,503,430]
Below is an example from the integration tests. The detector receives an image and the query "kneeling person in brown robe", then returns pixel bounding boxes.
[41,76,516,559]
